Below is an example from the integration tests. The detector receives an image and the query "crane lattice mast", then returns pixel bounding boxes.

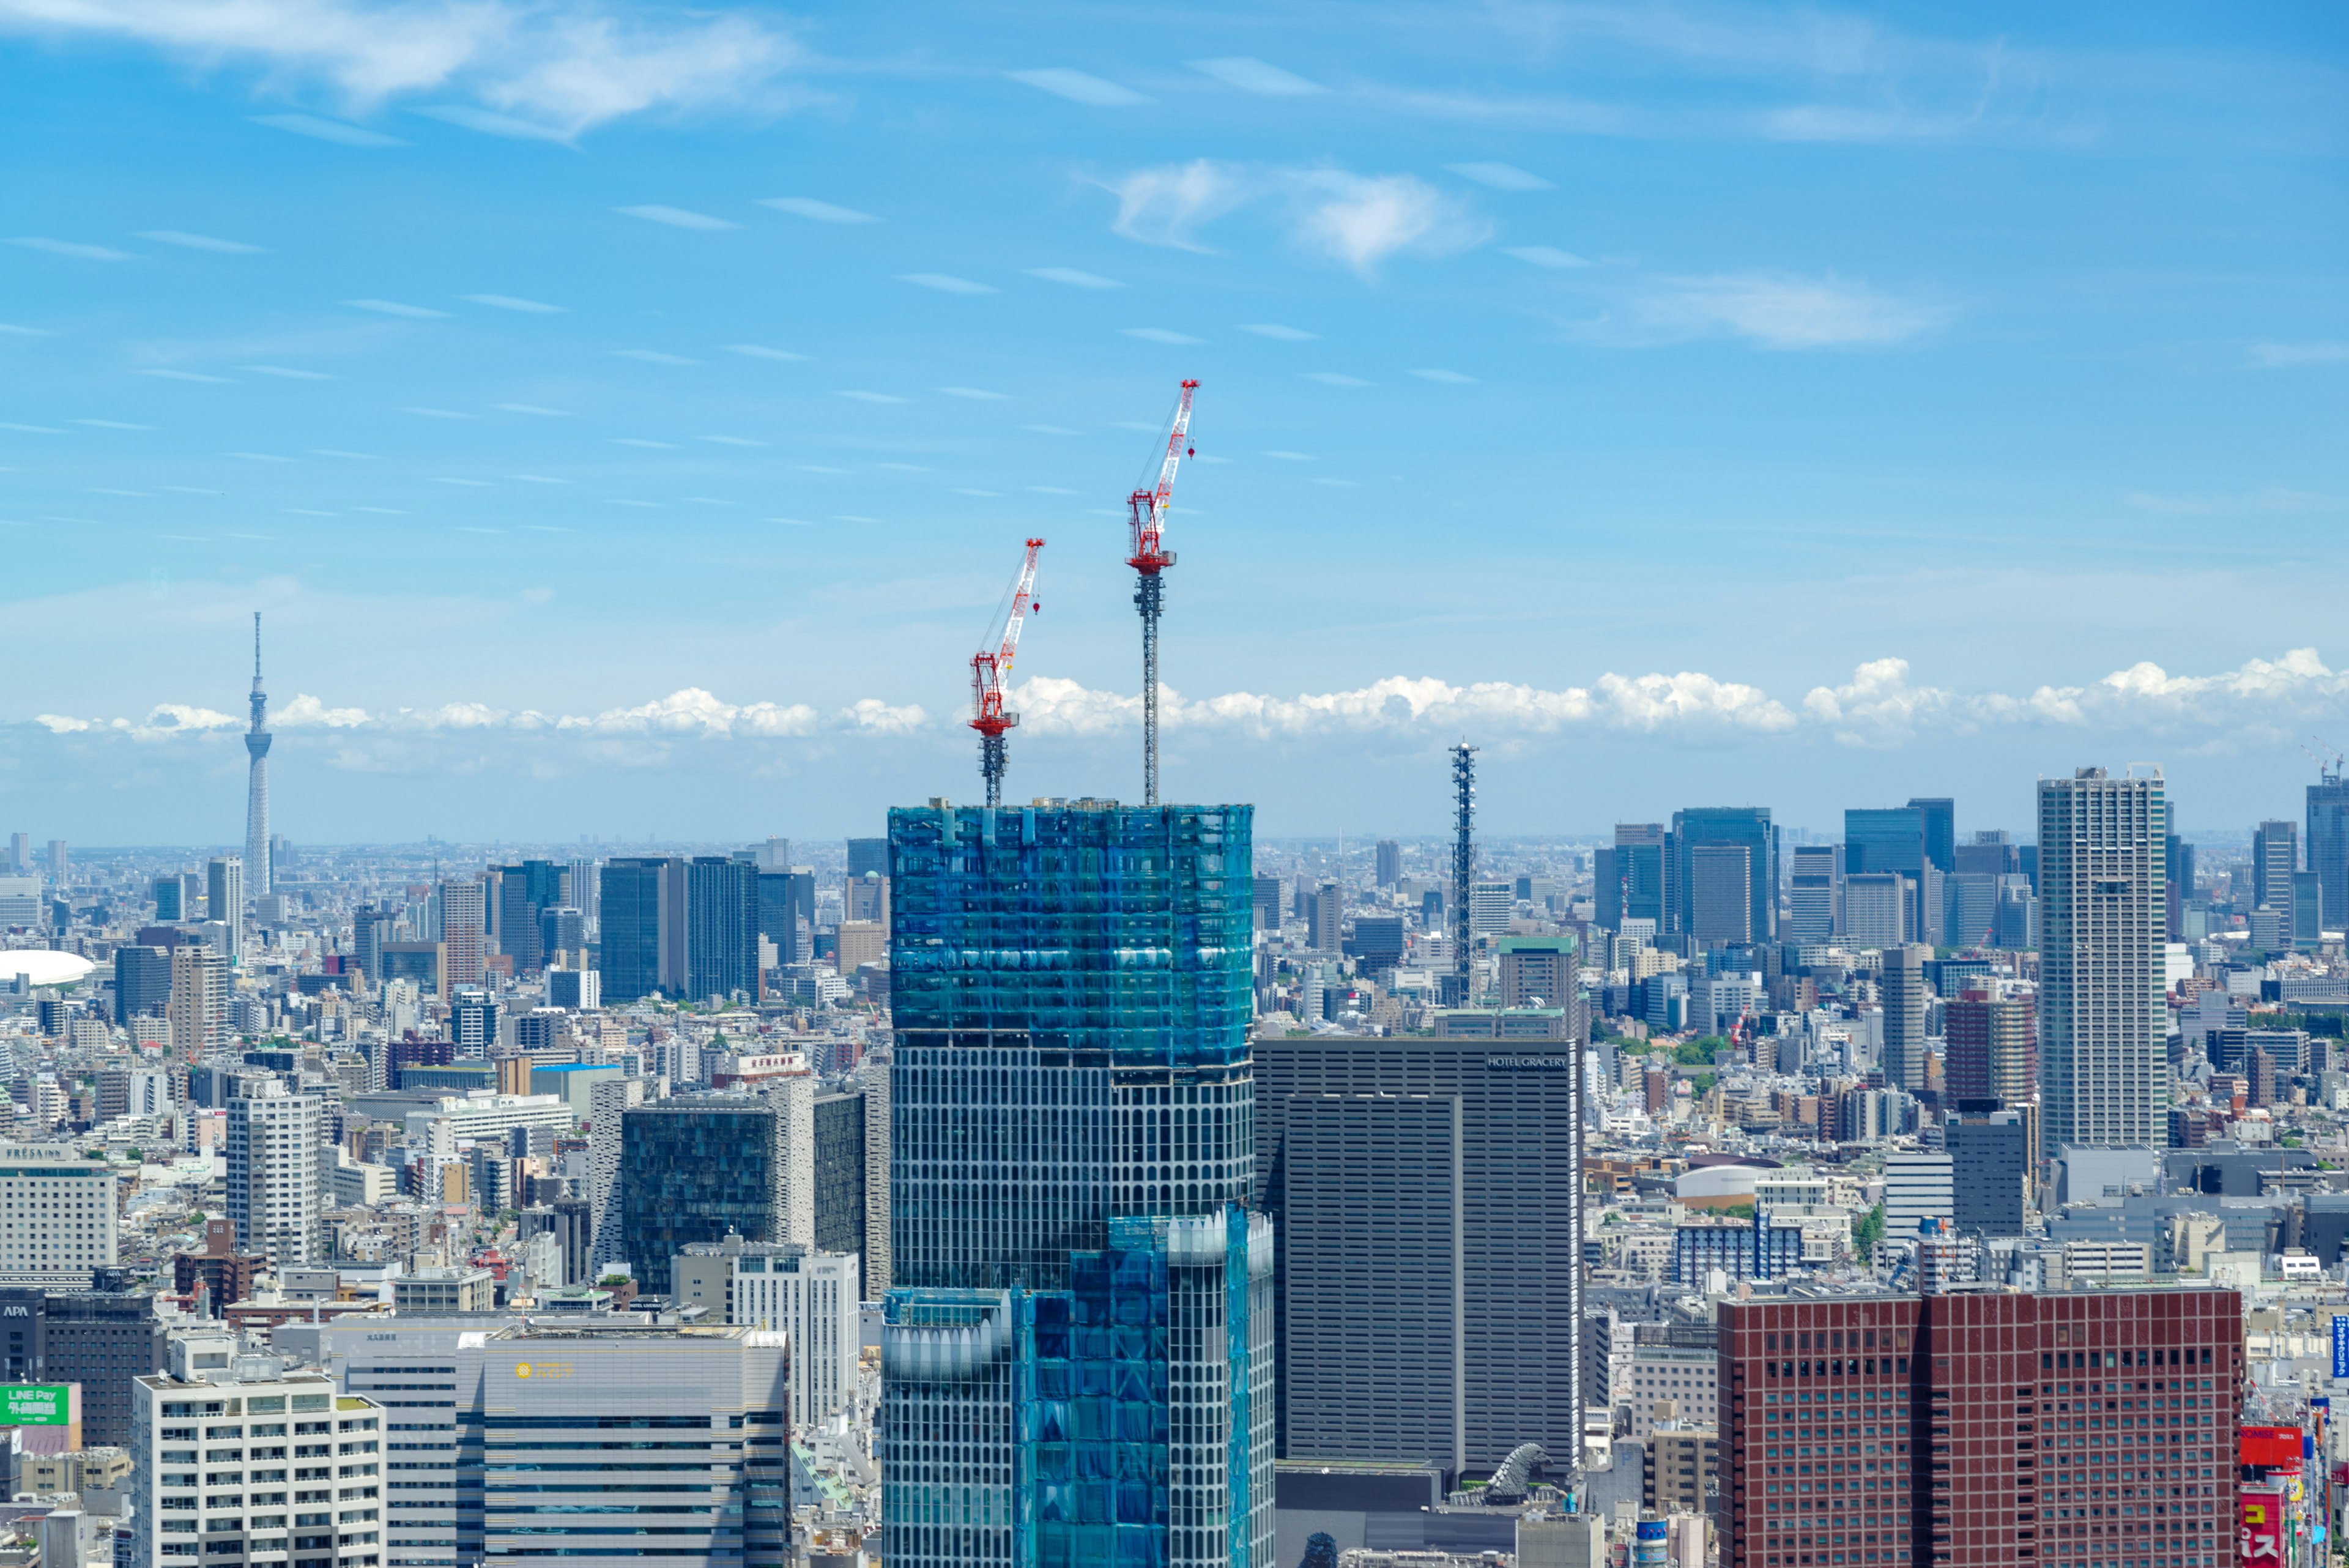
[1127,379,1198,808]
[969,537,1045,807]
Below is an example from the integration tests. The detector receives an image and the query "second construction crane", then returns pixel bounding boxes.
[969,537,1044,807]
[1127,379,1198,808]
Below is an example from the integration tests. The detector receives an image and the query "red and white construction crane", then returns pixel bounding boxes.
[1127,378,1198,808]
[969,537,1044,807]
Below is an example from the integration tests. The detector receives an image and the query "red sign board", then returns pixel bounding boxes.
[2240,1427,2304,1470]
[2240,1485,2284,1563]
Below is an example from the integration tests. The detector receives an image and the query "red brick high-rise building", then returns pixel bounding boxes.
[1719,1288,2240,1568]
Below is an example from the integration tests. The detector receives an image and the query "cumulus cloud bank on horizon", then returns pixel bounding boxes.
[24,650,2349,751]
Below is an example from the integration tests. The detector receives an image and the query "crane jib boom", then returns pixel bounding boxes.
[970,537,1044,807]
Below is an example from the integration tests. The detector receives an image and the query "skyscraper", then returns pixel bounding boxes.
[1670,807,1773,942]
[1905,795,1955,875]
[618,1087,814,1294]
[2310,765,2349,940]
[440,875,487,988]
[686,855,762,1001]
[1786,843,1841,942]
[1879,943,1929,1091]
[497,858,565,975]
[205,856,244,962]
[2038,767,2168,1155]
[1945,991,2032,1107]
[167,942,229,1052]
[2252,819,2298,942]
[599,856,670,1002]
[883,799,1272,1568]
[243,612,272,896]
[1594,822,1668,931]
[1374,838,1400,886]
[1846,806,1933,944]
[225,1079,324,1266]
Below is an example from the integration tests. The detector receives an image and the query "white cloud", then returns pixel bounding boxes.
[463,292,563,312]
[1286,171,1488,275]
[9,237,132,261]
[1629,272,1951,349]
[7,1,799,137]
[138,229,267,253]
[1412,368,1476,383]
[133,368,231,383]
[1189,56,1324,96]
[1124,327,1202,345]
[248,112,405,146]
[1027,266,1122,289]
[1096,159,1248,251]
[1447,160,1553,191]
[898,273,996,295]
[1241,322,1318,341]
[2249,341,2349,369]
[614,348,698,365]
[415,103,568,139]
[725,344,807,362]
[346,298,448,318]
[245,364,331,379]
[757,196,877,224]
[616,204,737,231]
[1095,160,1486,274]
[1503,244,1590,268]
[1008,67,1145,106]
[278,693,372,727]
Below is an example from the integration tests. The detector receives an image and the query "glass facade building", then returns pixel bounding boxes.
[883,800,1275,1568]
[686,855,761,1002]
[1670,807,1775,943]
[619,1099,799,1295]
[599,856,667,1003]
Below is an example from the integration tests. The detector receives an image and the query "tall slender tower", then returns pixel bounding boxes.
[1449,743,1476,1005]
[243,612,272,899]
[2037,765,2167,1155]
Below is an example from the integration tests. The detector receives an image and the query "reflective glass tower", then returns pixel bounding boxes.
[883,800,1274,1568]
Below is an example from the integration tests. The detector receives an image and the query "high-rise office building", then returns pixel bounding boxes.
[115,943,172,1025]
[225,1081,324,1267]
[152,872,184,921]
[284,1319,790,1568]
[1786,844,1841,942]
[207,855,245,960]
[1671,807,1773,943]
[686,855,762,1001]
[1946,1110,2031,1236]
[883,800,1273,1568]
[2310,768,2349,942]
[1688,843,1755,945]
[1258,1032,1581,1476]
[757,867,813,966]
[1846,806,1935,945]
[586,1073,646,1269]
[1374,838,1401,886]
[1945,991,2032,1107]
[2293,869,2325,950]
[2038,767,2167,1155]
[1595,823,1669,931]
[495,858,563,975]
[845,836,888,880]
[1879,943,1929,1091]
[1841,872,1910,949]
[674,1234,861,1427]
[168,941,230,1053]
[439,876,487,989]
[2163,832,2194,941]
[1496,934,1577,1011]
[1718,1288,2240,1568]
[28,1289,167,1447]
[243,612,272,897]
[618,1085,814,1294]
[1906,796,1955,875]
[598,856,673,1002]
[0,1145,121,1278]
[1306,877,1341,951]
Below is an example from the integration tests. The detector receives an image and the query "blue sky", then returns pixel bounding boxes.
[2,1,2345,845]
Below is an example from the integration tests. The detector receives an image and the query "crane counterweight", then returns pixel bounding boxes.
[970,537,1044,807]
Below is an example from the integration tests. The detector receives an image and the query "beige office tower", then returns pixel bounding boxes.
[1879,943,1931,1091]
[168,943,231,1053]
[440,877,488,988]
[2037,767,2169,1156]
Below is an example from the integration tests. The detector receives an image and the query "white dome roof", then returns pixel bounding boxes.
[0,951,95,987]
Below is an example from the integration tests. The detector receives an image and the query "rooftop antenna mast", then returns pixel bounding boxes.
[1450,743,1477,1006]
[1127,379,1198,808]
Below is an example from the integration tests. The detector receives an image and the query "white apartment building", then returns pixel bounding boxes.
[132,1340,384,1568]
[169,942,231,1054]
[587,1074,647,1268]
[400,1090,574,1148]
[226,1083,324,1267]
[1881,1151,1956,1242]
[675,1236,861,1428]
[0,1143,120,1283]
[2039,766,2169,1154]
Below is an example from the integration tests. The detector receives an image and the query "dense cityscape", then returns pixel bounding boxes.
[2,664,2347,1566]
[6,4,2341,1567]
